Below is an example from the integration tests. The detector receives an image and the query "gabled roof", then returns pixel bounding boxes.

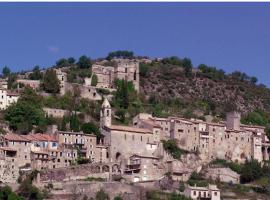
[3,134,31,142]
[26,133,57,142]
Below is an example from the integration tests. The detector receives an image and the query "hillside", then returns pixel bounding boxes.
[139,59,270,119]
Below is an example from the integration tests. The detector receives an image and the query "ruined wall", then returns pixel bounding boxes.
[38,163,119,183]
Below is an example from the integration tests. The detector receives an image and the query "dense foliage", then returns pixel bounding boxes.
[2,66,11,77]
[4,87,47,133]
[77,55,92,69]
[106,50,134,60]
[91,74,98,86]
[42,69,60,94]
[187,172,208,187]
[162,139,187,160]
[241,110,270,139]
[146,190,192,200]
[0,186,23,200]
[29,66,42,80]
[211,159,270,186]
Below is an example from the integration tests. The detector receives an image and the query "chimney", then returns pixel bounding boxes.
[226,112,241,130]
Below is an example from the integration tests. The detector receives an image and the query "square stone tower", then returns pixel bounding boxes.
[226,112,241,130]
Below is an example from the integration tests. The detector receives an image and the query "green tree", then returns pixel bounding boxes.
[182,58,192,77]
[70,113,80,132]
[2,66,11,77]
[0,185,24,200]
[7,74,17,89]
[250,76,258,84]
[77,55,92,69]
[68,57,76,65]
[56,58,69,68]
[240,159,264,183]
[81,122,102,139]
[42,69,60,94]
[29,66,42,80]
[162,139,187,160]
[107,50,134,60]
[91,74,98,86]
[139,63,150,77]
[4,87,46,133]
[95,189,109,200]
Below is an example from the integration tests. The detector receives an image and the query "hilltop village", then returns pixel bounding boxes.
[0,52,270,200]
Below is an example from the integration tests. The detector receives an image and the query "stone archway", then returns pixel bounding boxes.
[116,152,121,161]
[112,164,120,173]
[102,165,110,173]
[92,165,101,173]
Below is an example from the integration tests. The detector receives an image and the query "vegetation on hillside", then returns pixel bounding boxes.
[162,139,188,160]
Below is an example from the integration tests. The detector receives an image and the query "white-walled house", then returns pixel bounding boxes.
[0,89,19,110]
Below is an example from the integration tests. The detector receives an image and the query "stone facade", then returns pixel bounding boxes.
[133,112,269,164]
[43,107,69,118]
[92,59,140,92]
[65,82,102,101]
[17,79,40,90]
[55,69,67,95]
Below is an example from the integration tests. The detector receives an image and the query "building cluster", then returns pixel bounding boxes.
[0,130,108,183]
[99,98,270,183]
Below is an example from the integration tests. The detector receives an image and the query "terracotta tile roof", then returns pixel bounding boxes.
[27,133,57,142]
[106,125,152,134]
[6,91,20,96]
[142,119,162,128]
[3,133,57,142]
[3,134,31,142]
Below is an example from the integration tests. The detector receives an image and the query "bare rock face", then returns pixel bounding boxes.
[156,175,174,190]
[173,153,203,174]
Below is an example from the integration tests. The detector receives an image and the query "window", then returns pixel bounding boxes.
[107,110,109,116]
[214,192,217,196]
[132,135,134,140]
[193,191,196,195]
[124,134,126,140]
[141,136,142,141]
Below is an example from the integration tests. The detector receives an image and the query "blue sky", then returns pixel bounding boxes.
[1,3,270,86]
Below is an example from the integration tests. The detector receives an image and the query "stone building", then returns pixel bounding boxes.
[133,112,269,163]
[43,107,69,118]
[92,59,140,92]
[184,184,220,200]
[65,82,102,101]
[92,65,115,89]
[124,154,164,182]
[56,131,98,162]
[0,89,20,110]
[100,99,161,163]
[17,79,40,90]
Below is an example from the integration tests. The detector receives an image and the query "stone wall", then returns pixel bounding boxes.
[43,181,147,200]
[37,163,119,183]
